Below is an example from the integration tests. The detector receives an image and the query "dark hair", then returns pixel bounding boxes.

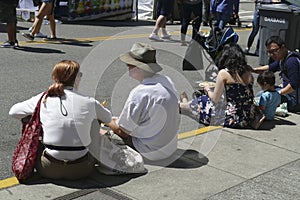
[216,43,249,77]
[45,60,80,100]
[265,36,285,47]
[257,70,276,86]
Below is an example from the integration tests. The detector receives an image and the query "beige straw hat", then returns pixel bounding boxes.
[119,43,162,73]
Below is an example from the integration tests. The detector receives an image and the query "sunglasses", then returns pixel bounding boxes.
[267,47,280,55]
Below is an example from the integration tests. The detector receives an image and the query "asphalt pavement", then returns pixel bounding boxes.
[1,3,300,199]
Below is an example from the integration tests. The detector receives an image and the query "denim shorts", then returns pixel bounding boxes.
[156,0,174,17]
[0,2,18,23]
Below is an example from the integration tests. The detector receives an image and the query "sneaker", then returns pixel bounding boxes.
[14,40,19,48]
[276,103,288,117]
[35,32,47,38]
[148,33,163,41]
[243,47,249,54]
[202,21,209,26]
[43,36,58,41]
[161,32,171,39]
[180,42,187,46]
[22,33,34,41]
[0,41,15,48]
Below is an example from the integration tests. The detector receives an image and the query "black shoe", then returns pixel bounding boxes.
[202,22,209,26]
[22,33,34,41]
[14,40,19,48]
[244,48,250,55]
[44,36,58,41]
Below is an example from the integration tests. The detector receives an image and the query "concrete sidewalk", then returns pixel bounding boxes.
[1,112,300,199]
[1,14,300,199]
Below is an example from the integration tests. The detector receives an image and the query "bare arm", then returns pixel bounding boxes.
[105,117,130,139]
[205,70,225,103]
[252,65,269,74]
[279,83,294,96]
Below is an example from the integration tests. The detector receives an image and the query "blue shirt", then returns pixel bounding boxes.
[259,90,281,120]
[210,0,233,15]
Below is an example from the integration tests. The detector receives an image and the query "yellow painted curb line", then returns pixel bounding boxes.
[18,27,251,47]
[178,126,222,140]
[0,177,19,189]
[0,125,222,189]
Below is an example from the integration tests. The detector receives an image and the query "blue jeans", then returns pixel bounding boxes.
[180,2,203,41]
[247,4,260,50]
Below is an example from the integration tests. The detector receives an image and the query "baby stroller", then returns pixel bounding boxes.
[203,26,239,61]
[182,24,239,71]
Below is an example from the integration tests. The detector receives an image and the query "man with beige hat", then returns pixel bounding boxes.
[106,43,180,161]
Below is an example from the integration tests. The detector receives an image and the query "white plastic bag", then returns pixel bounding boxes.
[96,133,147,175]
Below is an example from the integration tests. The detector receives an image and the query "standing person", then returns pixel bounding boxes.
[28,0,48,38]
[256,70,281,120]
[252,36,300,112]
[106,43,180,161]
[231,0,241,26]
[148,0,175,41]
[22,0,57,41]
[210,0,233,30]
[9,60,112,180]
[179,0,202,46]
[244,0,275,55]
[202,0,210,26]
[179,43,256,128]
[0,0,19,48]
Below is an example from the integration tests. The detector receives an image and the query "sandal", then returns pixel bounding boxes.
[180,91,188,103]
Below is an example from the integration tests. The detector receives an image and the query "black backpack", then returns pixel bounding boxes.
[282,50,300,105]
[282,51,300,77]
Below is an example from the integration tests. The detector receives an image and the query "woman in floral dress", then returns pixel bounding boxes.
[180,43,255,128]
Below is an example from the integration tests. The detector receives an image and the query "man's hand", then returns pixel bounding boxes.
[105,117,130,139]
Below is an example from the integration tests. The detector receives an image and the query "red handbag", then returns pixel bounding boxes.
[12,93,46,182]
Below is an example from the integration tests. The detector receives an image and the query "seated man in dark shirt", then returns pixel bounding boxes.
[252,36,300,112]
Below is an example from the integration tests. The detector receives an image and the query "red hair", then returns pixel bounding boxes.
[45,60,80,100]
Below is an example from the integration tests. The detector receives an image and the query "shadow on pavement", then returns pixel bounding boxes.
[15,46,65,54]
[144,148,209,169]
[21,168,146,189]
[42,38,94,47]
[260,117,297,130]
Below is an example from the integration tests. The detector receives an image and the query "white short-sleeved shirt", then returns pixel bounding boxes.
[9,90,112,160]
[117,74,180,161]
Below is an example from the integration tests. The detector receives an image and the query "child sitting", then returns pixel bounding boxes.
[256,71,281,120]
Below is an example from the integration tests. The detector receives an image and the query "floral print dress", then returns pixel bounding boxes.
[190,83,254,128]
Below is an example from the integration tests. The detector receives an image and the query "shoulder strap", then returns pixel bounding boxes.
[34,92,47,123]
[282,51,300,104]
[282,51,300,78]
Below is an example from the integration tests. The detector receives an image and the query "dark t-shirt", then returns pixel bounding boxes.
[269,55,300,106]
[269,56,300,89]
